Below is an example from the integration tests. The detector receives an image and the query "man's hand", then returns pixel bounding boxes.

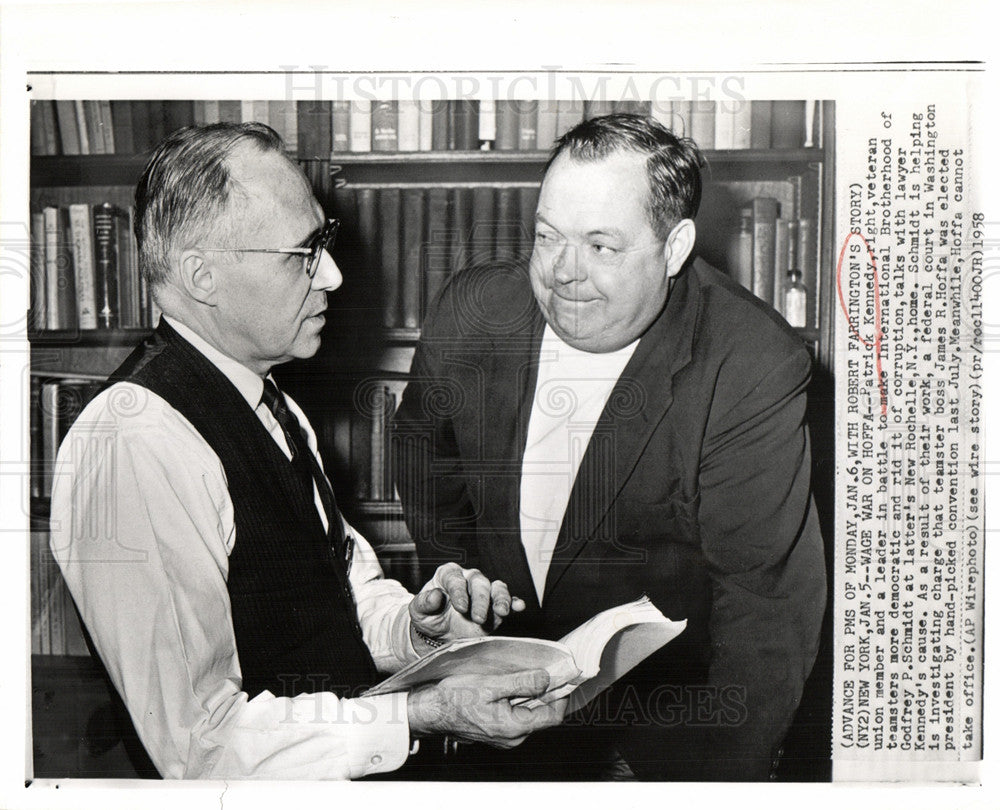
[406,669,569,749]
[408,562,526,653]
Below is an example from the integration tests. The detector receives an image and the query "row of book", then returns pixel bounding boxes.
[31,377,101,499]
[30,203,157,332]
[31,532,89,656]
[727,199,817,327]
[332,184,540,329]
[31,98,820,158]
[325,380,405,503]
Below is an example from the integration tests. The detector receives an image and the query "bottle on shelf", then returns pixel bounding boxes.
[783,269,808,328]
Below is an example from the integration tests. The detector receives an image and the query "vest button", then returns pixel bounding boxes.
[370,754,383,766]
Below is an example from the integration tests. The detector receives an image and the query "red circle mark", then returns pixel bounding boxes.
[836,232,887,416]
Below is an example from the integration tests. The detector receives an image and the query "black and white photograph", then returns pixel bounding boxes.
[0,3,993,808]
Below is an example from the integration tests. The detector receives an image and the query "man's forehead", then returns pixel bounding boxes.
[225,144,320,227]
[539,151,652,226]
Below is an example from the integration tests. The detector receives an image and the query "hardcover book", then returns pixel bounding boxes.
[364,596,686,714]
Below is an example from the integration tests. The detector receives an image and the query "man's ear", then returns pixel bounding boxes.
[663,219,696,278]
[177,250,218,305]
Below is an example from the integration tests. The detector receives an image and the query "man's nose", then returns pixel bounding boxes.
[311,248,343,292]
[551,243,581,284]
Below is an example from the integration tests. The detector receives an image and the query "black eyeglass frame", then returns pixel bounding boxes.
[200,218,340,279]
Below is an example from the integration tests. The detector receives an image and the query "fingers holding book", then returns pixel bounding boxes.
[406,668,571,749]
[408,562,527,652]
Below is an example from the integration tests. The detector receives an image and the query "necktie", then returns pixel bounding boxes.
[260,379,353,570]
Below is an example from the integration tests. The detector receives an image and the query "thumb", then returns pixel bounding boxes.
[490,669,551,700]
[411,587,447,619]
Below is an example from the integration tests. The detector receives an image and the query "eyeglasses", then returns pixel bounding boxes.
[200,218,340,279]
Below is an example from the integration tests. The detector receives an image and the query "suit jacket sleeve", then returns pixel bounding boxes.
[392,319,482,582]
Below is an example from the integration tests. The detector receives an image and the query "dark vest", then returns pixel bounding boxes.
[108,320,378,699]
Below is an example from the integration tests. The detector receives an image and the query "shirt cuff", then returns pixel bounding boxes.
[341,692,411,778]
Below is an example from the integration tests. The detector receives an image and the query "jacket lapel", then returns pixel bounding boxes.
[542,264,703,602]
[476,306,547,610]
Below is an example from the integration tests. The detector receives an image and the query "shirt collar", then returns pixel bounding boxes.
[162,315,266,410]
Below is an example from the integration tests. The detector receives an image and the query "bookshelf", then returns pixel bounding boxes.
[28,98,836,778]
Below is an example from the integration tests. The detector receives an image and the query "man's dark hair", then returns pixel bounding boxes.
[547,113,705,239]
[134,122,286,287]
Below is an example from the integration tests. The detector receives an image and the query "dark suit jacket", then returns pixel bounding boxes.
[392,258,826,780]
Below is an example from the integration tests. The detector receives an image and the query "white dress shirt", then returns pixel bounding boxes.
[519,325,638,602]
[49,317,419,780]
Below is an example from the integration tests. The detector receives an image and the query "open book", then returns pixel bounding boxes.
[364,596,686,713]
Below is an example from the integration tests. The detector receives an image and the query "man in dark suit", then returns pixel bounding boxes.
[392,114,827,780]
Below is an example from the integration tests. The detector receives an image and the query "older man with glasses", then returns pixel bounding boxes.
[49,122,567,780]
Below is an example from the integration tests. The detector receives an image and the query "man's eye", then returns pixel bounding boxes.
[591,243,617,255]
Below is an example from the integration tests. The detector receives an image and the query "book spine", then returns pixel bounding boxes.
[751,198,779,302]
[797,217,817,326]
[30,531,46,655]
[369,384,386,501]
[477,99,496,149]
[495,186,519,265]
[30,102,46,156]
[713,101,735,149]
[372,101,399,152]
[40,100,59,155]
[350,401,371,501]
[535,100,559,151]
[378,189,401,327]
[732,99,752,150]
[83,100,105,154]
[430,100,450,151]
[555,99,584,137]
[771,100,807,149]
[750,101,772,149]
[495,101,518,151]
[451,187,474,275]
[99,100,116,153]
[774,219,790,309]
[164,100,195,135]
[93,203,119,328]
[252,100,269,127]
[349,100,372,152]
[218,100,242,123]
[129,101,151,153]
[689,100,715,150]
[453,101,479,151]
[728,207,754,290]
[471,186,496,264]
[110,100,135,153]
[517,100,538,150]
[330,100,351,152]
[43,207,61,330]
[355,188,379,318]
[669,100,692,138]
[46,539,65,655]
[267,100,293,144]
[418,101,434,151]
[30,376,42,499]
[423,187,452,314]
[397,100,421,152]
[31,212,46,330]
[383,388,398,499]
[583,99,615,119]
[74,101,91,155]
[68,204,98,329]
[40,380,59,500]
[400,188,425,328]
[116,209,139,327]
[57,209,78,329]
[55,101,81,155]
[202,99,220,125]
